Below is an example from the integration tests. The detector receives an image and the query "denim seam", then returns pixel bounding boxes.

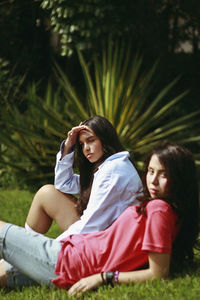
[0,223,13,258]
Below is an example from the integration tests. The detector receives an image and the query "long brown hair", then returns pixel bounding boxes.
[75,115,125,214]
[140,143,199,264]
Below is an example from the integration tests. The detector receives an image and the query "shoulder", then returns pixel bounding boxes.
[146,199,173,214]
[94,152,141,188]
[106,151,130,161]
[98,151,134,173]
[144,200,178,234]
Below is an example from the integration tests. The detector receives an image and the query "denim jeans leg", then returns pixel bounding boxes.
[0,223,62,288]
[5,261,38,288]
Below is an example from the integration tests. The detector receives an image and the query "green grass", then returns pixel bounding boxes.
[0,189,200,299]
[0,189,62,238]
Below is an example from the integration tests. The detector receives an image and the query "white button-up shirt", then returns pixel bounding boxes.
[55,150,143,240]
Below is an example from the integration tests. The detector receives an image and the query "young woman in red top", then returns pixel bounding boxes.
[0,143,199,295]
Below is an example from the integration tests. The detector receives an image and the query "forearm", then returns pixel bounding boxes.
[100,268,158,287]
[69,259,169,297]
[54,150,80,193]
[68,268,162,296]
[117,269,156,284]
[101,253,170,286]
[117,252,170,284]
[61,142,73,159]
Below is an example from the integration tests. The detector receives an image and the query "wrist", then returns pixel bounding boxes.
[101,271,119,286]
[64,144,75,154]
[114,270,119,284]
[106,271,114,287]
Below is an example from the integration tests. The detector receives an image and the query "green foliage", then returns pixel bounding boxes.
[40,0,144,56]
[0,82,65,189]
[39,0,200,57]
[0,0,52,83]
[74,46,200,158]
[0,58,27,189]
[0,189,200,299]
[0,58,26,106]
[0,41,200,188]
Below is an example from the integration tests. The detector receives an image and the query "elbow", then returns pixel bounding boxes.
[54,181,66,192]
[148,252,170,280]
[54,180,60,189]
[54,181,60,190]
[152,266,169,280]
[54,177,67,191]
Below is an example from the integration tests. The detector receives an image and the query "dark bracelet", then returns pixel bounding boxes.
[106,271,114,287]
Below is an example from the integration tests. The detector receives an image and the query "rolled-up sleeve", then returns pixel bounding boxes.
[54,150,80,194]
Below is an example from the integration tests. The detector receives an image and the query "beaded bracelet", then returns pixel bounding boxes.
[114,270,119,284]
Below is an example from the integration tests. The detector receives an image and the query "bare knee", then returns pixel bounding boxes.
[32,184,56,206]
[34,184,69,200]
[0,221,5,232]
[25,185,56,233]
[35,184,55,198]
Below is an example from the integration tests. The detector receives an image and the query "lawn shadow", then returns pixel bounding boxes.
[170,250,200,278]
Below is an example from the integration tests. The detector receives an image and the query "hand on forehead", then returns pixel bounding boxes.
[79,126,94,139]
[79,125,92,133]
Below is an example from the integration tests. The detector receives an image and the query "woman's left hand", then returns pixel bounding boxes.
[68,273,102,297]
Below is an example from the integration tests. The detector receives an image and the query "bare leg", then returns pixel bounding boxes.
[26,184,80,234]
[0,221,7,287]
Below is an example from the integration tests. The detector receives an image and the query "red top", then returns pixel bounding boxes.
[53,199,179,289]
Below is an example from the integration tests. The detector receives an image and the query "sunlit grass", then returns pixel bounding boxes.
[0,189,200,299]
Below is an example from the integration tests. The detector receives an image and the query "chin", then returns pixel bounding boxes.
[150,195,159,199]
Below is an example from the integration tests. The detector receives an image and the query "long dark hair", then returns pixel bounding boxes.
[140,143,199,265]
[75,115,125,214]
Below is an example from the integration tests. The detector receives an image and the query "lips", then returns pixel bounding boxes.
[149,188,158,195]
[87,153,92,159]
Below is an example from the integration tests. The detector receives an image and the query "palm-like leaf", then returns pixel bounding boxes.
[57,45,200,164]
[0,41,200,187]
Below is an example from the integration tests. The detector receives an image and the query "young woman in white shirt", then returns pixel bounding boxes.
[25,115,142,240]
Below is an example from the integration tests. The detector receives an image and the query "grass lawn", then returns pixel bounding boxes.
[0,189,200,299]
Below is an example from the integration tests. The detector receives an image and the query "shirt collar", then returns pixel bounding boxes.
[97,151,130,170]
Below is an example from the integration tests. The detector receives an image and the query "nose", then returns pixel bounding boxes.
[83,143,90,152]
[151,174,159,185]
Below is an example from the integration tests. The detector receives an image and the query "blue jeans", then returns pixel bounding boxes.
[0,223,62,288]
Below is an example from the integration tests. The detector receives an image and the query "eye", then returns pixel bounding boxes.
[147,168,154,175]
[88,137,95,142]
[160,172,167,178]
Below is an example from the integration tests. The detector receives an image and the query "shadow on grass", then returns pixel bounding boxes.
[170,249,200,279]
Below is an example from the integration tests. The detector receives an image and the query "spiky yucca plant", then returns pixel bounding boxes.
[0,42,200,187]
[55,43,200,165]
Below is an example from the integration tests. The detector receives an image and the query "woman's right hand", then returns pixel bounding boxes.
[68,273,102,297]
[62,125,87,156]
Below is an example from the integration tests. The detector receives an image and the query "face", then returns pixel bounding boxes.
[146,154,169,199]
[79,127,104,163]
